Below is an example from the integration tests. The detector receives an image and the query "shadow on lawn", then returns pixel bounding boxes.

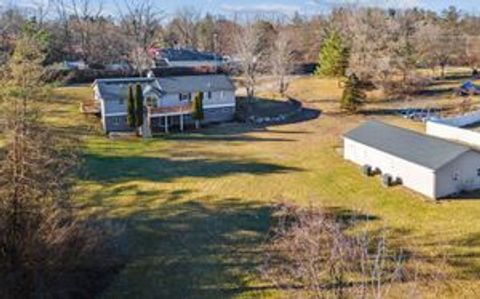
[82,154,302,184]
[444,232,480,280]
[91,192,383,298]
[90,196,277,298]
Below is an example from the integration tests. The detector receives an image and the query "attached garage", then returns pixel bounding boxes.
[344,121,480,199]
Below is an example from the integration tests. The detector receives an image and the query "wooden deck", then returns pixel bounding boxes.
[80,101,101,114]
[148,103,192,116]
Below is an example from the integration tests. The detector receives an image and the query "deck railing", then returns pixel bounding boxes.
[147,103,193,116]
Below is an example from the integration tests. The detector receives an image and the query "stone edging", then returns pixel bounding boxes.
[248,98,303,125]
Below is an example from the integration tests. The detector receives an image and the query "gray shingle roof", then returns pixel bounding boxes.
[156,75,235,93]
[344,121,471,170]
[95,79,154,102]
[157,48,222,62]
[95,74,235,101]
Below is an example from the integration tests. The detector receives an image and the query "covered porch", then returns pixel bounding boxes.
[146,103,193,134]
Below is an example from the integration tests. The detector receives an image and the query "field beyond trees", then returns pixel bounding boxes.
[41,73,480,298]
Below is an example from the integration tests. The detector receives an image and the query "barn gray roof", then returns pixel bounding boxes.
[344,121,471,170]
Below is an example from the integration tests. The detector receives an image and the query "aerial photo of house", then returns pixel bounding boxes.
[5,1,480,299]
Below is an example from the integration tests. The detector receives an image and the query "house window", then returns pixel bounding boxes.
[220,91,224,98]
[477,168,480,177]
[118,98,125,105]
[207,91,212,99]
[112,117,122,126]
[179,93,191,101]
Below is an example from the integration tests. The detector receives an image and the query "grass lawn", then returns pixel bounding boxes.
[39,76,480,298]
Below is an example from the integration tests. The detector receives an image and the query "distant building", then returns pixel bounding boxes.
[60,60,88,71]
[92,71,236,135]
[344,121,480,199]
[150,47,227,68]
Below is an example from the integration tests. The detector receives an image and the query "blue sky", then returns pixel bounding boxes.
[9,0,480,17]
[152,0,479,16]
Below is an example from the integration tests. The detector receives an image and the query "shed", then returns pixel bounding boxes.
[344,121,480,199]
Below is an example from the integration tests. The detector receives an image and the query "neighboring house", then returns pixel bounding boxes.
[150,48,227,68]
[344,121,480,199]
[64,60,88,70]
[105,62,132,72]
[92,71,236,135]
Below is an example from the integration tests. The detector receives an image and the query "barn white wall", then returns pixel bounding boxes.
[436,111,480,127]
[344,138,436,198]
[435,151,480,198]
[426,121,480,148]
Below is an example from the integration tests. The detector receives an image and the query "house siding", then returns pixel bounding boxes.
[104,98,127,114]
[150,106,235,130]
[344,138,436,198]
[105,115,131,132]
[154,90,235,108]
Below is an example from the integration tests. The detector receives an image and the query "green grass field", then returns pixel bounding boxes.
[41,76,480,298]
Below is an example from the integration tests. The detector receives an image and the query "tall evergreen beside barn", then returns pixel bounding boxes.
[341,73,365,113]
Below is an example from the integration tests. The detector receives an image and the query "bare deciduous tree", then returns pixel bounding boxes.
[168,6,200,48]
[69,0,105,64]
[270,29,294,95]
[118,0,163,74]
[261,203,407,298]
[233,20,266,100]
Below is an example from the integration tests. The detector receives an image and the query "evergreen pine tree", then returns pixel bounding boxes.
[134,84,144,129]
[192,92,204,129]
[341,73,365,113]
[315,30,349,77]
[127,85,136,128]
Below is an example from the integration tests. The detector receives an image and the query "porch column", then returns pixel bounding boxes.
[180,114,184,132]
[164,115,169,133]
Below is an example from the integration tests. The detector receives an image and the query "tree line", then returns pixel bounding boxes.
[1,3,477,69]
[2,2,479,103]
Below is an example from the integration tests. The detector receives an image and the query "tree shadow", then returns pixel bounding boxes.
[164,122,315,143]
[90,193,389,298]
[82,154,302,184]
[236,96,321,126]
[440,232,480,280]
[94,197,277,298]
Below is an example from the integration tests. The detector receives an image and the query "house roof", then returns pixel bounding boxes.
[156,48,223,62]
[344,121,471,170]
[93,77,153,85]
[94,74,235,101]
[156,75,235,93]
[94,79,155,102]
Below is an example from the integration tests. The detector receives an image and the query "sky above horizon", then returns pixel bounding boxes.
[158,0,479,16]
[7,0,480,17]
